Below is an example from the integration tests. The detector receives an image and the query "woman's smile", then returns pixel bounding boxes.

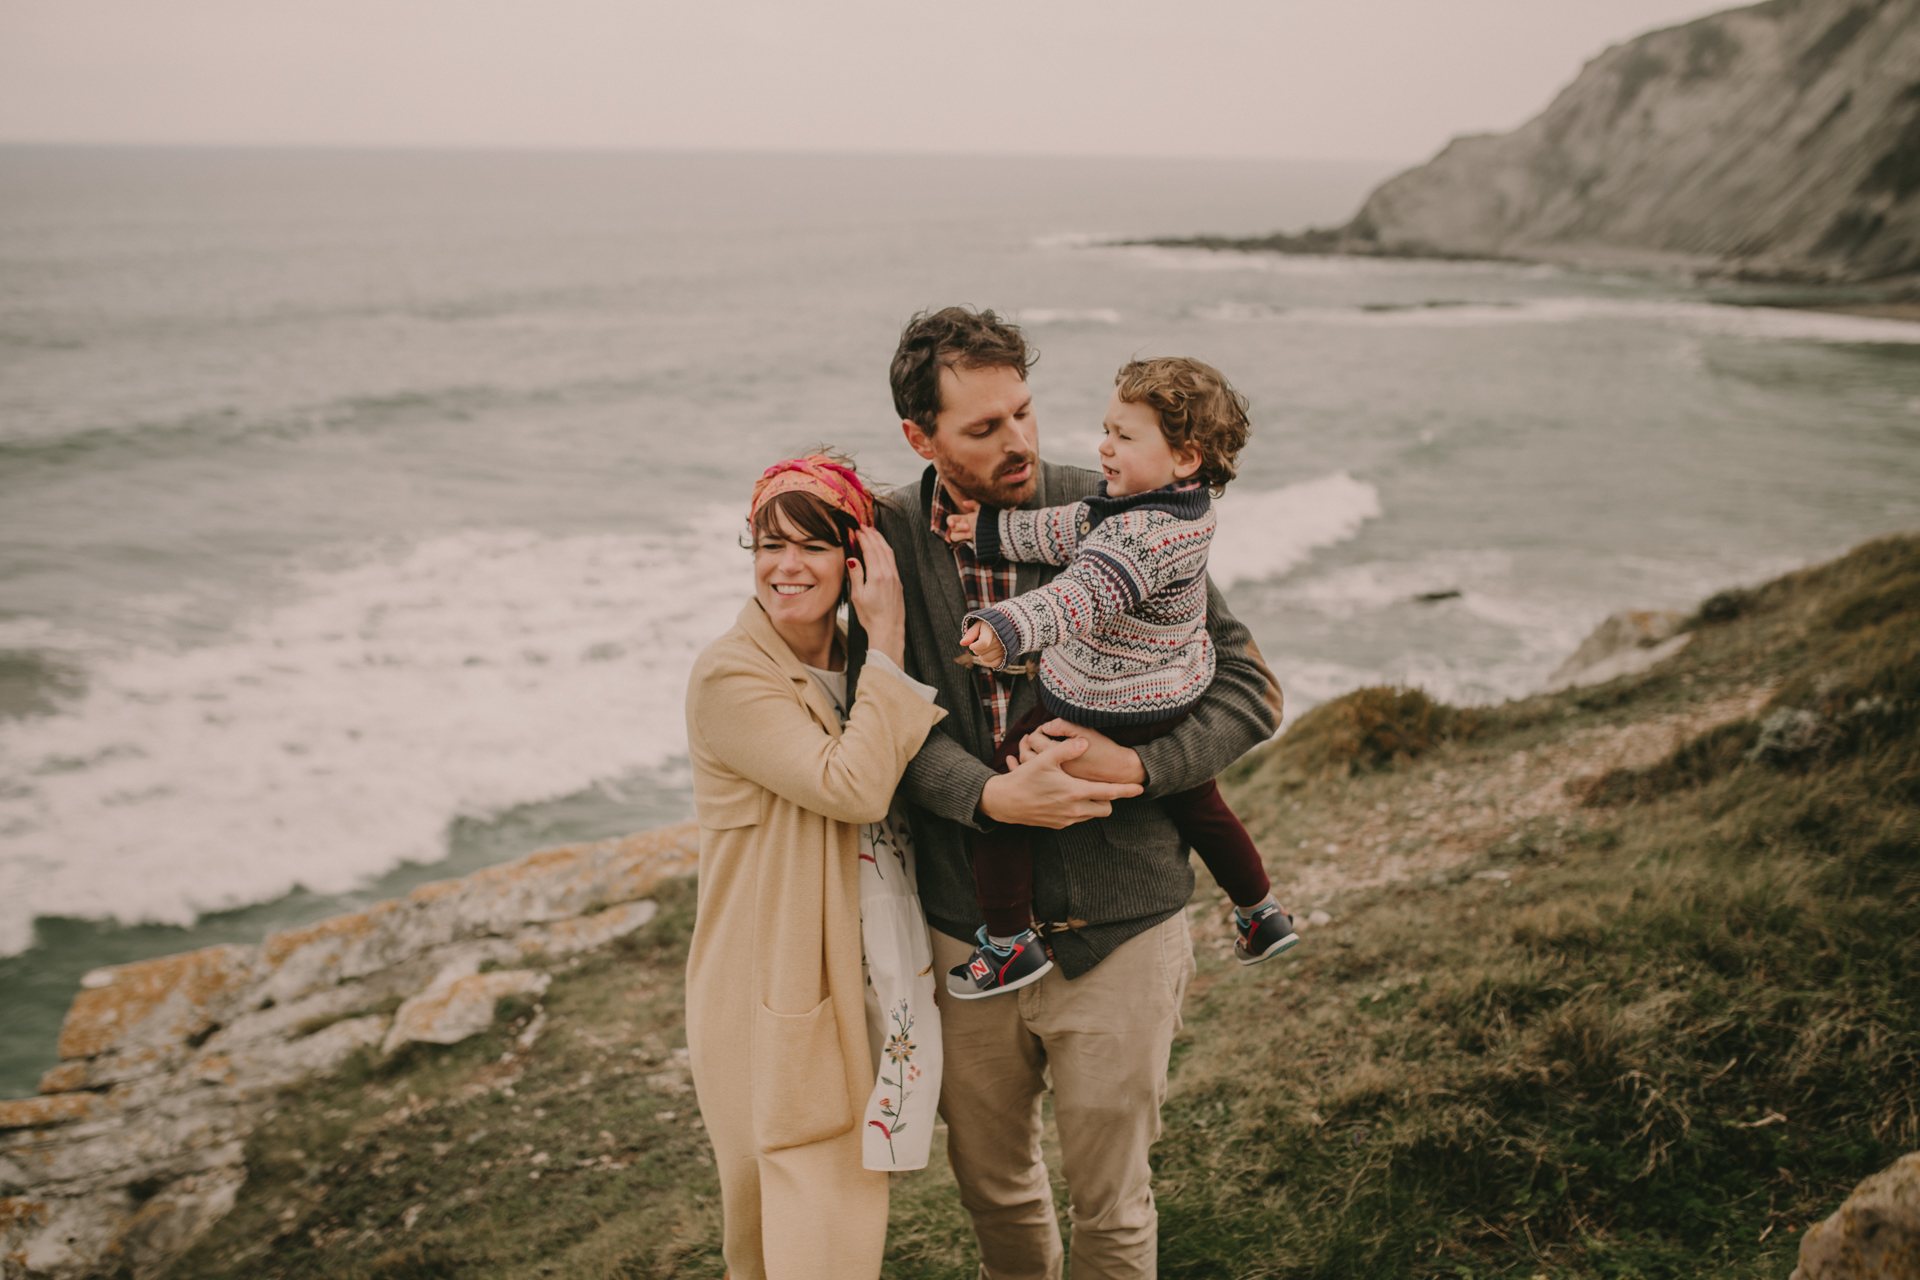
[752,510,849,669]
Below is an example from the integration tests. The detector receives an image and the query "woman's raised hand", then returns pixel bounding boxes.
[847,524,908,669]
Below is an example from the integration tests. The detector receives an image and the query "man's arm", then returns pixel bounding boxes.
[898,730,997,830]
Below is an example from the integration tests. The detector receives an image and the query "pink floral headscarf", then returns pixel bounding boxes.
[749,453,875,527]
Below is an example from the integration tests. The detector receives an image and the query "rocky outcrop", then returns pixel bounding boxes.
[1792,1151,1920,1279]
[1349,0,1920,282]
[1153,1,1920,284]
[1543,610,1691,691]
[0,823,698,1280]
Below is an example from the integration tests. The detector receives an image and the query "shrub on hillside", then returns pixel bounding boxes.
[1274,685,1479,778]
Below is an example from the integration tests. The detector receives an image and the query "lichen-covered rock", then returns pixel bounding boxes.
[2,1163,245,1280]
[1543,610,1690,692]
[252,824,693,1007]
[0,822,696,1279]
[56,945,257,1065]
[382,970,551,1055]
[0,1096,95,1133]
[1792,1152,1920,1280]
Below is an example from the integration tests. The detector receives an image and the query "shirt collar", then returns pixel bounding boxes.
[1082,478,1211,531]
[928,473,959,536]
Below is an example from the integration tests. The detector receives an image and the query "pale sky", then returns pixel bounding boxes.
[2,0,1733,162]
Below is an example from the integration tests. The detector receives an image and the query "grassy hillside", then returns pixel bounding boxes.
[164,535,1919,1280]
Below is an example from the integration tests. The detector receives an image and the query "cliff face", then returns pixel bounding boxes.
[1350,0,1920,281]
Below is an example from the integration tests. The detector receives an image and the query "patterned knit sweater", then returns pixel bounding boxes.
[965,481,1214,728]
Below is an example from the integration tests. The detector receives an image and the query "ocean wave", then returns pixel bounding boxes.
[0,512,750,955]
[1028,232,1114,250]
[0,385,515,472]
[1208,472,1382,589]
[0,648,86,722]
[1108,245,1523,278]
[1009,308,1123,326]
[1192,296,1920,343]
[0,471,1378,955]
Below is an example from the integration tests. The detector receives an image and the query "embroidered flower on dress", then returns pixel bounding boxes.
[872,1000,918,1165]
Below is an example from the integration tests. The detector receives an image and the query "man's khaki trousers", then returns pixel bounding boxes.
[930,912,1195,1280]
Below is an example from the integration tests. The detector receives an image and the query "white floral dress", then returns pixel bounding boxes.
[804,657,945,1172]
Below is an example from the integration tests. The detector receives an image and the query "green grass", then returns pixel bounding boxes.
[163,535,1920,1279]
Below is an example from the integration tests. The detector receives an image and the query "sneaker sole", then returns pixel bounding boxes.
[946,957,1055,1000]
[1235,932,1301,967]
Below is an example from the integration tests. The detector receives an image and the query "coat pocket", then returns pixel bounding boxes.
[750,997,854,1152]
[694,774,765,830]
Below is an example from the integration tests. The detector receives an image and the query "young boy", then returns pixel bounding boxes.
[944,356,1297,999]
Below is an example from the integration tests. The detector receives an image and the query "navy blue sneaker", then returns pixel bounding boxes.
[946,927,1053,1000]
[1234,901,1300,966]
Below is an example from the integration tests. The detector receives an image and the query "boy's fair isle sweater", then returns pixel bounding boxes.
[966,480,1214,729]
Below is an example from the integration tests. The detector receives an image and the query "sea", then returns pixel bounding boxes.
[3,145,1918,1097]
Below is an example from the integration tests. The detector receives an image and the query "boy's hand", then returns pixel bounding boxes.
[944,499,979,545]
[961,619,1006,669]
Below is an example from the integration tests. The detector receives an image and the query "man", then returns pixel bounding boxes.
[848,307,1282,1278]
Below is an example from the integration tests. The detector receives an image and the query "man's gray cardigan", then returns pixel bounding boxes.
[848,460,1283,978]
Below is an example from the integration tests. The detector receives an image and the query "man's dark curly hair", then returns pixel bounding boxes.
[889,307,1036,432]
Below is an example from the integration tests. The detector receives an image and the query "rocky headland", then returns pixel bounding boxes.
[1156,0,1920,289]
[3,535,1916,1279]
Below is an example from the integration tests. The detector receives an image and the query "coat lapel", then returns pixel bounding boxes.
[735,599,846,738]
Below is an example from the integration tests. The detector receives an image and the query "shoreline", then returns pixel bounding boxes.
[1125,235,1920,321]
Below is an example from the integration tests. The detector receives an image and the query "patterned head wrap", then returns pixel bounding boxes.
[749,453,876,528]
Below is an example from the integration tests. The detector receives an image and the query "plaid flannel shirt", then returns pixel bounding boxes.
[930,479,1020,745]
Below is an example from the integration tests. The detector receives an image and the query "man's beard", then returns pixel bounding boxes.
[940,451,1039,509]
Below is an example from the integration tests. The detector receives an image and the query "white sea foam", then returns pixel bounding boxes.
[1208,472,1382,589]
[1029,231,1112,250]
[1011,308,1123,326]
[1112,246,1515,278]
[0,472,1382,955]
[1194,296,1920,343]
[0,511,751,956]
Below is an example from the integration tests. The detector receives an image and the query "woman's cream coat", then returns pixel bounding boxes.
[684,600,945,1278]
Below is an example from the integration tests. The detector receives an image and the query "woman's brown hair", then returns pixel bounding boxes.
[749,489,858,547]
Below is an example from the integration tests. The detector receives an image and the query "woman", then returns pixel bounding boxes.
[684,453,946,1280]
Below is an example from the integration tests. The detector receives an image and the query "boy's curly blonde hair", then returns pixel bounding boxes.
[1113,357,1250,496]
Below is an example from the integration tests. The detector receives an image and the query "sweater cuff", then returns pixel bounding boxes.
[972,506,1008,563]
[964,608,1024,669]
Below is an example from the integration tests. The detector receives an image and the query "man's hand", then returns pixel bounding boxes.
[980,734,1142,829]
[961,619,1007,669]
[1018,719,1147,786]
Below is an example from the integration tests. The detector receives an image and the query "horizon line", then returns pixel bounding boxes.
[0,137,1421,168]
